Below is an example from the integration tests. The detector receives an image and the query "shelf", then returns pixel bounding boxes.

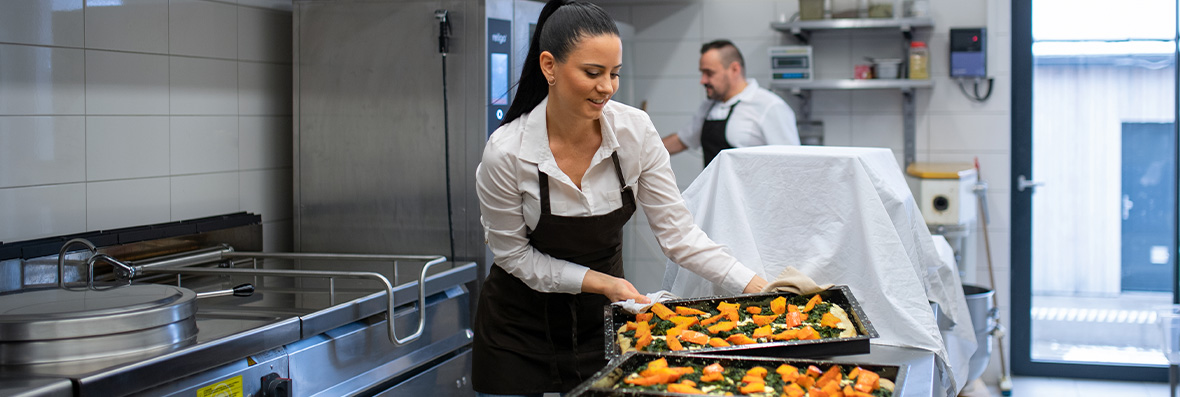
[770,79,933,92]
[770,17,934,43]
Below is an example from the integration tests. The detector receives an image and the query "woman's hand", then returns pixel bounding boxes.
[583,271,650,303]
[743,275,768,294]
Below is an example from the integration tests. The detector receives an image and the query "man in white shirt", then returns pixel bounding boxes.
[662,40,801,166]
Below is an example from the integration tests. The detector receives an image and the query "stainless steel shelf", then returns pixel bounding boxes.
[770,79,933,92]
[771,17,934,43]
[771,17,934,31]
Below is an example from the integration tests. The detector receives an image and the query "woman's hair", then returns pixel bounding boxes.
[499,0,619,127]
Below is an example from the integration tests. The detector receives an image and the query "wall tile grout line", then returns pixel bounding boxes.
[0,41,290,66]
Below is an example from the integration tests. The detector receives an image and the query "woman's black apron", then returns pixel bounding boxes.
[700,100,741,167]
[472,152,637,394]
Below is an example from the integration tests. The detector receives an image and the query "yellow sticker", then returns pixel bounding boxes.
[197,375,242,397]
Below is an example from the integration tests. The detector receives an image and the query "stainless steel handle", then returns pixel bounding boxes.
[1017,174,1044,192]
[85,253,135,290]
[57,238,97,288]
[393,257,447,345]
[196,283,255,299]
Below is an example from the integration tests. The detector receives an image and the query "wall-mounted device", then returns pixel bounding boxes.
[950,28,986,78]
[768,46,813,81]
[487,18,511,135]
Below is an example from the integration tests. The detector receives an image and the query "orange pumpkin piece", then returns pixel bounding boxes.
[806,365,823,378]
[802,294,823,312]
[667,326,686,338]
[698,363,725,382]
[716,301,740,313]
[796,374,816,389]
[707,337,730,347]
[746,306,762,314]
[848,367,862,379]
[771,329,799,341]
[844,385,858,396]
[770,296,787,315]
[669,316,699,328]
[738,381,765,394]
[650,303,676,320]
[727,334,757,345]
[797,326,821,340]
[788,304,800,313]
[783,383,806,397]
[724,310,740,321]
[624,321,638,331]
[821,312,841,328]
[751,325,773,339]
[666,335,684,351]
[855,369,880,392]
[679,330,710,345]
[784,311,805,328]
[634,333,653,350]
[636,312,653,322]
[816,364,843,388]
[752,314,779,326]
[746,366,768,378]
[698,314,724,327]
[675,306,707,316]
[666,383,704,394]
[809,386,830,397]
[776,364,800,382]
[635,321,651,336]
[821,380,843,395]
[640,358,668,376]
[706,321,736,334]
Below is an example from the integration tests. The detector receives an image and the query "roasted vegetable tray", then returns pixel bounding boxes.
[604,286,878,360]
[568,351,905,396]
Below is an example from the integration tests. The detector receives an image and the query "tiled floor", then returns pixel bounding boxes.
[979,376,1171,397]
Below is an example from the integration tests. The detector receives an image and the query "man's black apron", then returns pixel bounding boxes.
[700,100,741,167]
[472,152,637,395]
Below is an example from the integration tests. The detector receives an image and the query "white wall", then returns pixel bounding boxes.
[0,0,294,252]
[599,0,1013,386]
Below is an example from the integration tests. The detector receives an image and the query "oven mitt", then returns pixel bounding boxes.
[761,266,833,295]
[614,290,681,314]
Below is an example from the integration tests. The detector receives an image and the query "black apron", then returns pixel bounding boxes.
[472,152,637,395]
[700,100,741,167]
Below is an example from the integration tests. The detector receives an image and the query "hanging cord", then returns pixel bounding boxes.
[436,10,456,261]
[956,77,994,102]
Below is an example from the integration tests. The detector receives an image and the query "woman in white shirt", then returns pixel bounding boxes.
[471,1,767,395]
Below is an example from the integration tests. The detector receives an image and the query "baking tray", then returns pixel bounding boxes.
[604,285,878,360]
[569,351,906,396]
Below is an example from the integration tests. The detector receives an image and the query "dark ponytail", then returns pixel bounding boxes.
[499,0,619,127]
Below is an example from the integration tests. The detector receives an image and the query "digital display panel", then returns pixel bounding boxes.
[491,53,509,105]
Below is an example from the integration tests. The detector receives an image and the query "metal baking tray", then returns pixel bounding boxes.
[604,285,878,360]
[569,351,906,396]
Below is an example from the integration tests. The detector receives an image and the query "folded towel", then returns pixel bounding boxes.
[613,290,681,314]
[761,266,833,295]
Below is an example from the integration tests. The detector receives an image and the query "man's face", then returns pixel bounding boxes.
[699,49,732,101]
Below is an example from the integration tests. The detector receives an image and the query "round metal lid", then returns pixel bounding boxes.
[0,284,197,342]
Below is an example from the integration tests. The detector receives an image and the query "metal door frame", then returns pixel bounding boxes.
[1010,0,1177,381]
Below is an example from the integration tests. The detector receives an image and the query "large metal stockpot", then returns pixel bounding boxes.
[0,284,199,366]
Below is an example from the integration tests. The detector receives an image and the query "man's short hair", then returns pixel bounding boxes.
[700,39,745,75]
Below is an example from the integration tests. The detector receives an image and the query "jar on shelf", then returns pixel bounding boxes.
[908,41,929,79]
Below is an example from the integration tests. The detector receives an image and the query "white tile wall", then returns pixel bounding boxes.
[0,117,85,188]
[633,77,705,114]
[633,3,702,41]
[702,0,775,40]
[86,50,170,115]
[0,0,85,47]
[0,45,86,115]
[239,63,292,115]
[171,172,240,221]
[0,184,87,242]
[170,57,239,115]
[86,116,171,180]
[86,177,171,230]
[170,0,239,59]
[239,116,293,170]
[633,40,700,78]
[85,0,169,53]
[171,116,239,174]
[0,0,294,251]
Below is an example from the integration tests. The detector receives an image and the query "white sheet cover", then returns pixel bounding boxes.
[660,145,976,396]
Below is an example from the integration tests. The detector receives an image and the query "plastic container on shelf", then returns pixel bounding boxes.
[909,41,929,79]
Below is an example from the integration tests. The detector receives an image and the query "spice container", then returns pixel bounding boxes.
[908,41,929,79]
[799,0,825,20]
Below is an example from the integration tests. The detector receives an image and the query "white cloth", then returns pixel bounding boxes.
[677,78,801,149]
[477,96,757,295]
[661,146,976,397]
[614,290,681,314]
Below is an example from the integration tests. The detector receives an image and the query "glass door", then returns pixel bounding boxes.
[1012,0,1178,379]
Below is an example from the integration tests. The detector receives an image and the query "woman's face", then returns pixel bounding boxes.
[542,34,622,121]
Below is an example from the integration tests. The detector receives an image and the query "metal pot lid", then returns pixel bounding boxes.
[0,284,197,342]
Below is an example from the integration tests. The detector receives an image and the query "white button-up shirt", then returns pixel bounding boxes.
[477,97,757,295]
[678,78,800,149]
